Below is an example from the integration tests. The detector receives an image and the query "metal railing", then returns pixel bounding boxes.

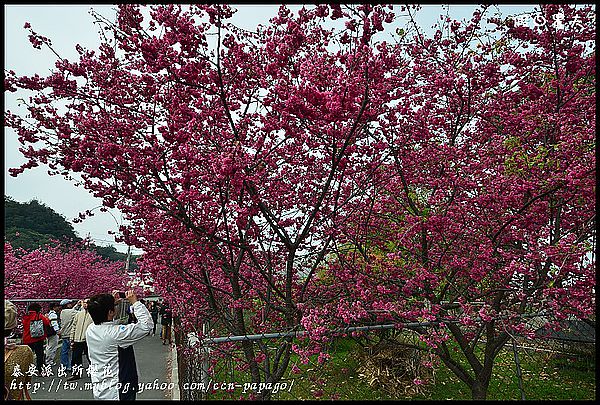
[174,314,595,400]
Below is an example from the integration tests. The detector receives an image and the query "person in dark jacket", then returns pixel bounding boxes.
[149,302,159,336]
[159,304,172,345]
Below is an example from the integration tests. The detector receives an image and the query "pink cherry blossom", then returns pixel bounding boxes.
[4,4,594,400]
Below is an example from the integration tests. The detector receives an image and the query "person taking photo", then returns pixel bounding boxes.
[86,290,152,400]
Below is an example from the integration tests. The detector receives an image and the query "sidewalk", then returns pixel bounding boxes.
[22,331,173,400]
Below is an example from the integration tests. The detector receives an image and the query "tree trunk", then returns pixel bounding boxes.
[471,363,493,400]
[471,380,489,400]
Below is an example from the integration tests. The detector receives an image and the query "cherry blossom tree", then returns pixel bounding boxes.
[307,4,595,399]
[5,4,399,395]
[4,240,128,299]
[4,4,595,400]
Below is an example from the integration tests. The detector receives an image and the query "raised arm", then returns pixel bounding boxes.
[111,291,153,348]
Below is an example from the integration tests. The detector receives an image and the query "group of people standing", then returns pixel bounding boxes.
[5,295,173,401]
[19,299,93,380]
[148,301,172,345]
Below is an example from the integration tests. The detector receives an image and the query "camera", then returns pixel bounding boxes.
[118,291,126,298]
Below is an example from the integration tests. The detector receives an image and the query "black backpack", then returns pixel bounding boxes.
[44,321,57,337]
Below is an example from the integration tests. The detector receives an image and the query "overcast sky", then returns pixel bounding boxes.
[4,4,536,254]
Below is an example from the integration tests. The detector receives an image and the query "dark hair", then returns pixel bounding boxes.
[27,302,42,313]
[87,294,115,325]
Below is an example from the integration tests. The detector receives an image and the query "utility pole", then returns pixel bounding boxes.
[125,245,131,273]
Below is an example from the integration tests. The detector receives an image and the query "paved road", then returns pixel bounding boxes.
[21,328,173,400]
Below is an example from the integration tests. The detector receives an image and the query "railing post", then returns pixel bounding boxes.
[201,321,211,400]
[512,339,526,400]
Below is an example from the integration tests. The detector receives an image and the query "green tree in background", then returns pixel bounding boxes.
[5,195,78,247]
[4,195,138,270]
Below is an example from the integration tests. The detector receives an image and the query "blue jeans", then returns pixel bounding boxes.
[60,337,71,370]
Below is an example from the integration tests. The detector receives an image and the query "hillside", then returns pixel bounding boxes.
[4,195,137,267]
